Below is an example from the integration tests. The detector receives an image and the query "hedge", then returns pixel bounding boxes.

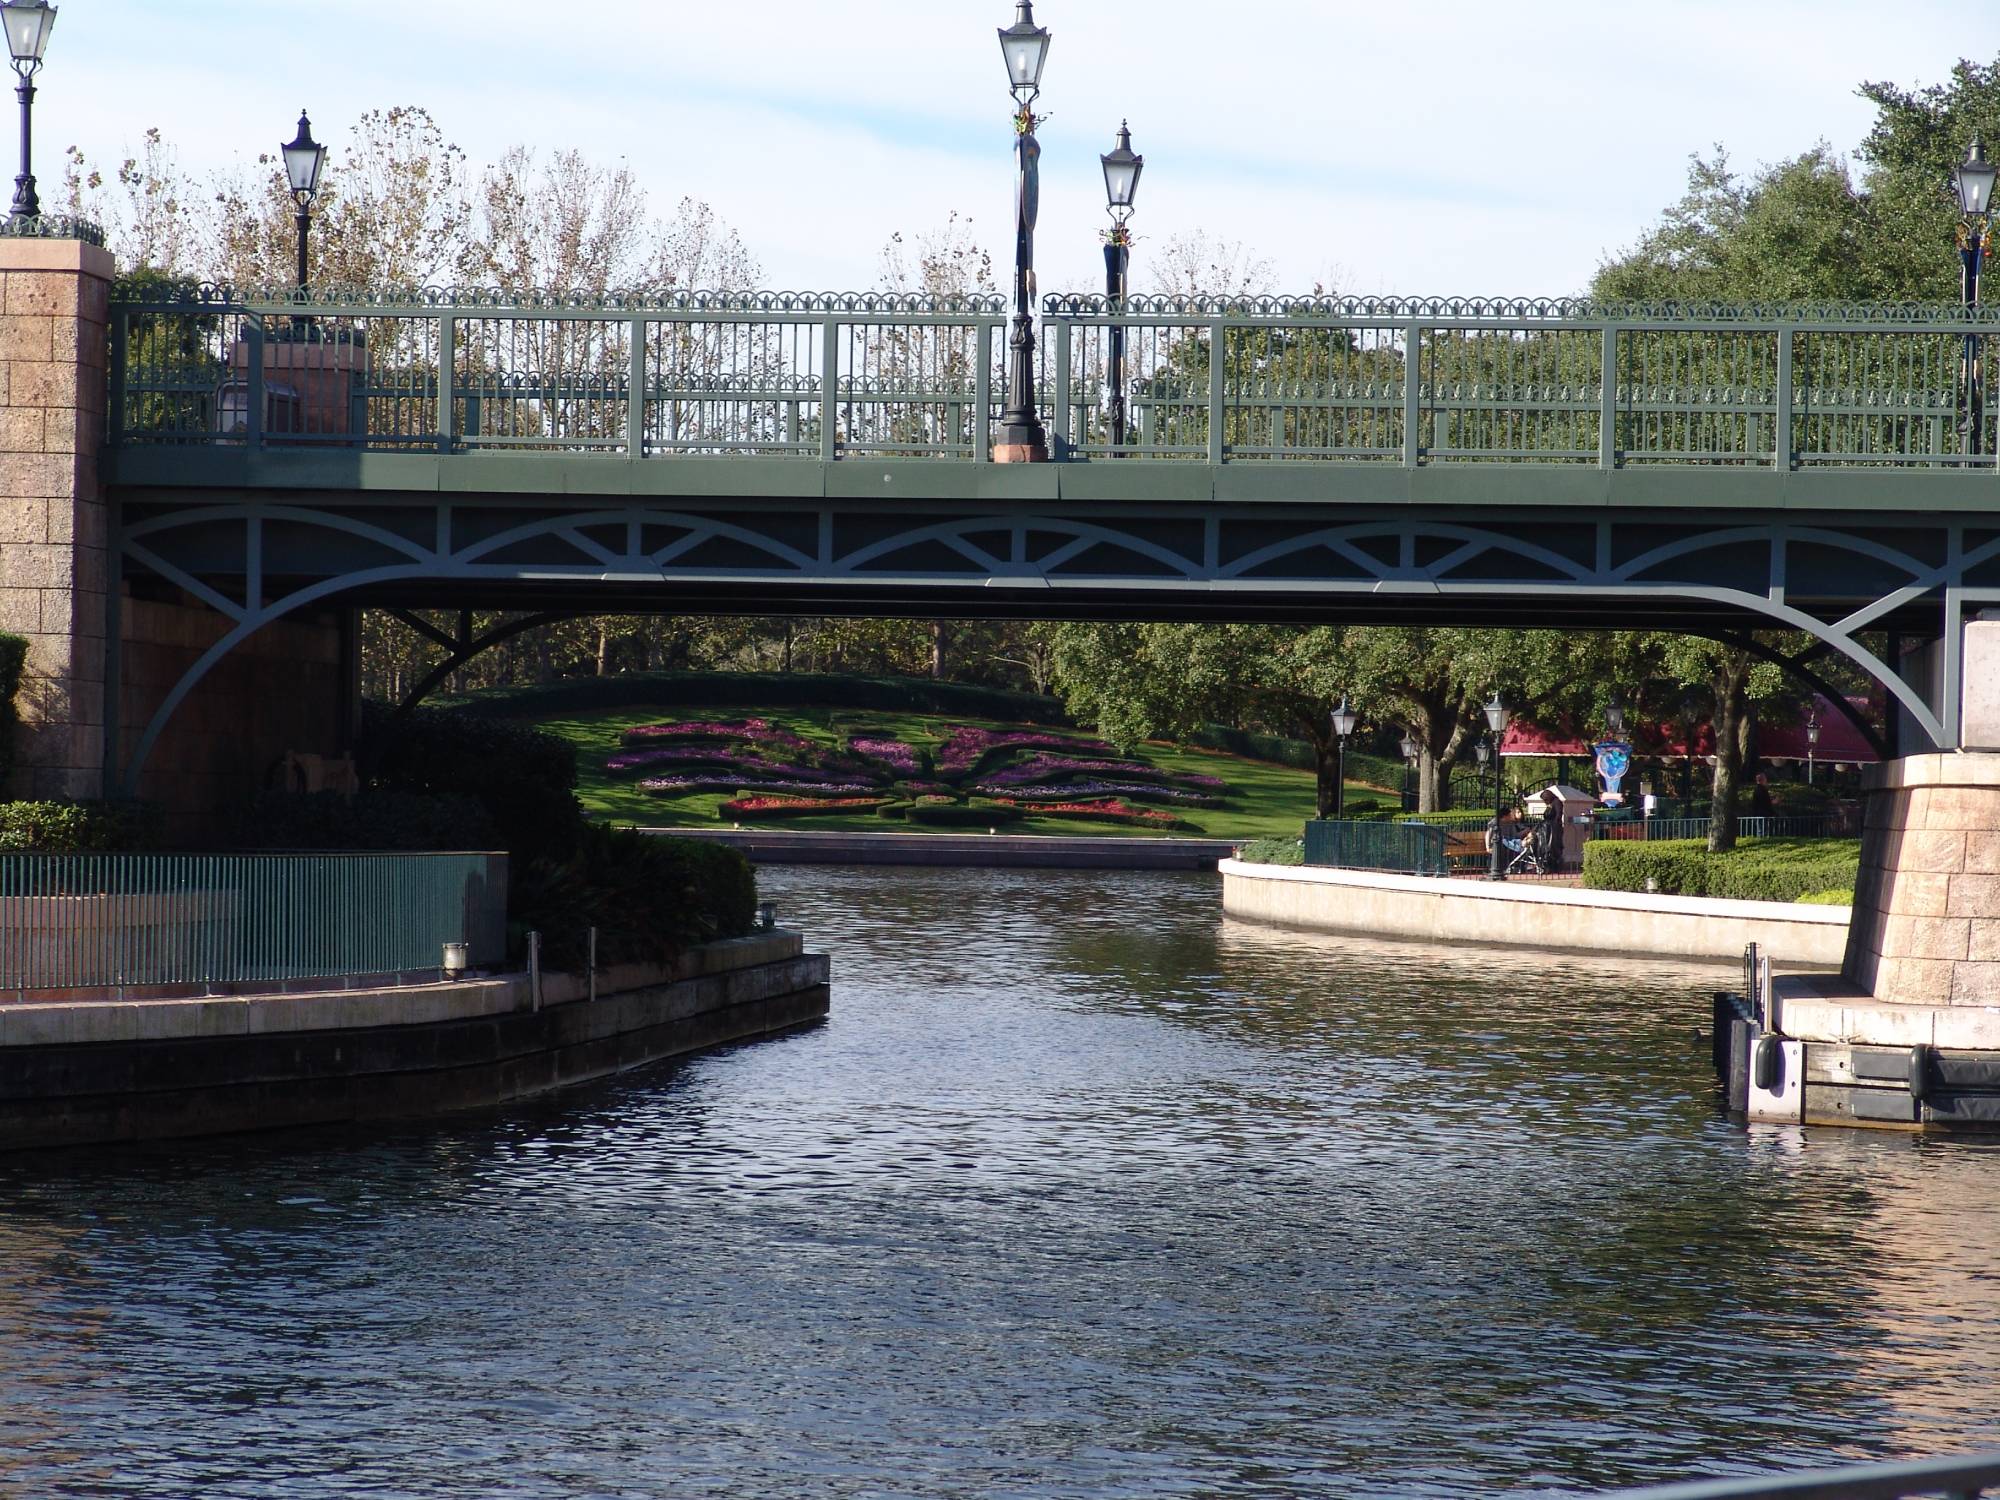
[363,704,580,865]
[0,799,165,852]
[511,825,757,971]
[432,672,1069,726]
[233,790,498,852]
[1234,835,1305,866]
[1581,837,1860,905]
[907,800,1026,828]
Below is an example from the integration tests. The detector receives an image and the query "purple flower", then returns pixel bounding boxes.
[850,737,922,773]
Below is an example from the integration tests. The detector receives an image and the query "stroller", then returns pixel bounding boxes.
[1506,811,1559,876]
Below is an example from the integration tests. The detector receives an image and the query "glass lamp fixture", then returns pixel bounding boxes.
[1330,697,1358,739]
[1606,693,1626,736]
[282,110,326,204]
[1956,137,1997,217]
[997,0,1050,97]
[1101,120,1142,215]
[1483,693,1510,736]
[1399,729,1420,761]
[0,0,54,76]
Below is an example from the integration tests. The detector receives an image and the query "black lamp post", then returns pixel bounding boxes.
[1,0,55,223]
[1329,696,1357,820]
[1475,737,1493,810]
[282,110,328,297]
[1806,709,1821,786]
[1399,727,1419,812]
[1606,692,1626,738]
[1954,138,1996,456]
[1680,693,1699,806]
[995,2,1051,463]
[1484,693,1510,881]
[1100,120,1142,452]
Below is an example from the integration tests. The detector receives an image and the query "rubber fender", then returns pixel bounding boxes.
[1909,1044,1934,1103]
[1753,1035,1782,1093]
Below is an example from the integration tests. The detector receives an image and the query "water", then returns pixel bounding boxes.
[2,867,1998,1499]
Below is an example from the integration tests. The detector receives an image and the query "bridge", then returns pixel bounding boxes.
[98,281,2000,788]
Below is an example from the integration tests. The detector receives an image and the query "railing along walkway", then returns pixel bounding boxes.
[106,286,2000,470]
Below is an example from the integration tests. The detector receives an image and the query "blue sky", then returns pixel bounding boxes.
[34,0,2000,296]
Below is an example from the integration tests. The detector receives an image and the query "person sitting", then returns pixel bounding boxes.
[1485,805,1526,855]
[1750,773,1775,818]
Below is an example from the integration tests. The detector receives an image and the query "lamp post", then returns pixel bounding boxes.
[1328,697,1357,820]
[1806,709,1821,786]
[1606,692,1626,738]
[1680,693,1699,808]
[1484,693,1510,882]
[1,0,54,223]
[1100,120,1142,452]
[1476,737,1492,810]
[1399,727,1419,813]
[282,110,328,298]
[1955,138,1996,456]
[996,2,1051,463]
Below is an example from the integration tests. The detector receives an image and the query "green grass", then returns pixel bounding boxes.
[531,704,1394,840]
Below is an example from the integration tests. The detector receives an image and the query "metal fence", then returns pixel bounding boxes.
[1593,815,1846,843]
[1602,1449,2000,1500]
[105,286,2000,468]
[1303,819,1449,876]
[0,852,508,996]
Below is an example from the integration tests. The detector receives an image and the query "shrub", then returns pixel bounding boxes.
[233,790,498,852]
[719,795,891,819]
[1797,888,1856,906]
[364,703,581,864]
[1394,809,1494,831]
[511,826,756,971]
[1235,835,1305,866]
[0,633,24,791]
[907,799,1025,828]
[1581,837,1861,904]
[0,799,165,852]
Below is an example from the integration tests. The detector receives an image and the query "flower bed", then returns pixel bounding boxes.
[993,797,1190,829]
[973,778,1221,807]
[639,776,879,797]
[849,737,924,774]
[935,727,1118,775]
[720,795,893,819]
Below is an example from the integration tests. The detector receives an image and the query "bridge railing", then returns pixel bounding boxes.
[106,286,2000,467]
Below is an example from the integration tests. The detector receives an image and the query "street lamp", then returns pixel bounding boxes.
[1101,120,1142,452]
[1806,708,1821,786]
[1679,692,1699,806]
[1398,727,1419,813]
[282,110,328,297]
[1954,137,1996,456]
[995,1,1051,463]
[1328,696,1357,820]
[1484,693,1510,881]
[1,0,55,223]
[1606,691,1626,737]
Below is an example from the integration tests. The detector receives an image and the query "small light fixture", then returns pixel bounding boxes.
[997,0,1051,99]
[1101,120,1143,218]
[1606,692,1626,737]
[282,109,327,205]
[757,902,776,932]
[1330,697,1358,740]
[1476,740,1491,767]
[1807,718,1821,748]
[1,0,55,78]
[1483,692,1510,737]
[1956,136,1998,217]
[441,941,469,979]
[1399,729,1419,761]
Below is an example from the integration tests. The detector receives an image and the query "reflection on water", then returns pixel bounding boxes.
[0,866,1996,1498]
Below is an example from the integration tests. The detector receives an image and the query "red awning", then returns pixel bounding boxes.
[1498,694,1876,764]
[1760,696,1878,764]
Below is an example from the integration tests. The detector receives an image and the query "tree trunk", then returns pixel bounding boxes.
[781,622,794,674]
[1707,658,1753,852]
[595,622,613,677]
[930,621,947,681]
[1313,734,1340,819]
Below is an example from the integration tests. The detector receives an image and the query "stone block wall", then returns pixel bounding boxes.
[1845,753,2000,1006]
[0,238,113,800]
[118,598,346,838]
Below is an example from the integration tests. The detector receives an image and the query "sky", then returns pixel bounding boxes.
[31,0,2000,298]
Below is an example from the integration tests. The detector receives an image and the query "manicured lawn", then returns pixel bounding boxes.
[531,704,1394,840]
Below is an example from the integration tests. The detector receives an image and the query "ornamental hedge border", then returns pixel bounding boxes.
[1580,837,1860,905]
[435,672,1068,726]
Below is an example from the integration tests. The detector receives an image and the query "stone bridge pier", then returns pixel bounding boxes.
[1772,622,2000,1128]
[0,237,351,834]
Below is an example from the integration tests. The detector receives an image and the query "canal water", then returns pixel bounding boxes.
[2,867,1998,1498]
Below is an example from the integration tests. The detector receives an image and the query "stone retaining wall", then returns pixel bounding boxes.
[1221,860,1849,967]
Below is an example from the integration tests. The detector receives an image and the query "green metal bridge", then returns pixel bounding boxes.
[103,284,2000,783]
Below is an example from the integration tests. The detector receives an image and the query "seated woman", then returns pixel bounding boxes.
[1485,805,1526,855]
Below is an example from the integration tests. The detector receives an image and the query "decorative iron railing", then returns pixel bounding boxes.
[104,285,2000,466]
[1591,815,1849,842]
[1303,819,1449,876]
[0,851,508,996]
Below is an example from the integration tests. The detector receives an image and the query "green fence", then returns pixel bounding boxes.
[1593,815,1845,843]
[1303,820,1449,876]
[0,852,508,995]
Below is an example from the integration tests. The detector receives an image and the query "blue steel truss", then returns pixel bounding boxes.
[101,287,2000,790]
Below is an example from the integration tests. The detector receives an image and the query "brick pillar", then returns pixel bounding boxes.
[1845,753,2000,1007]
[0,237,113,801]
